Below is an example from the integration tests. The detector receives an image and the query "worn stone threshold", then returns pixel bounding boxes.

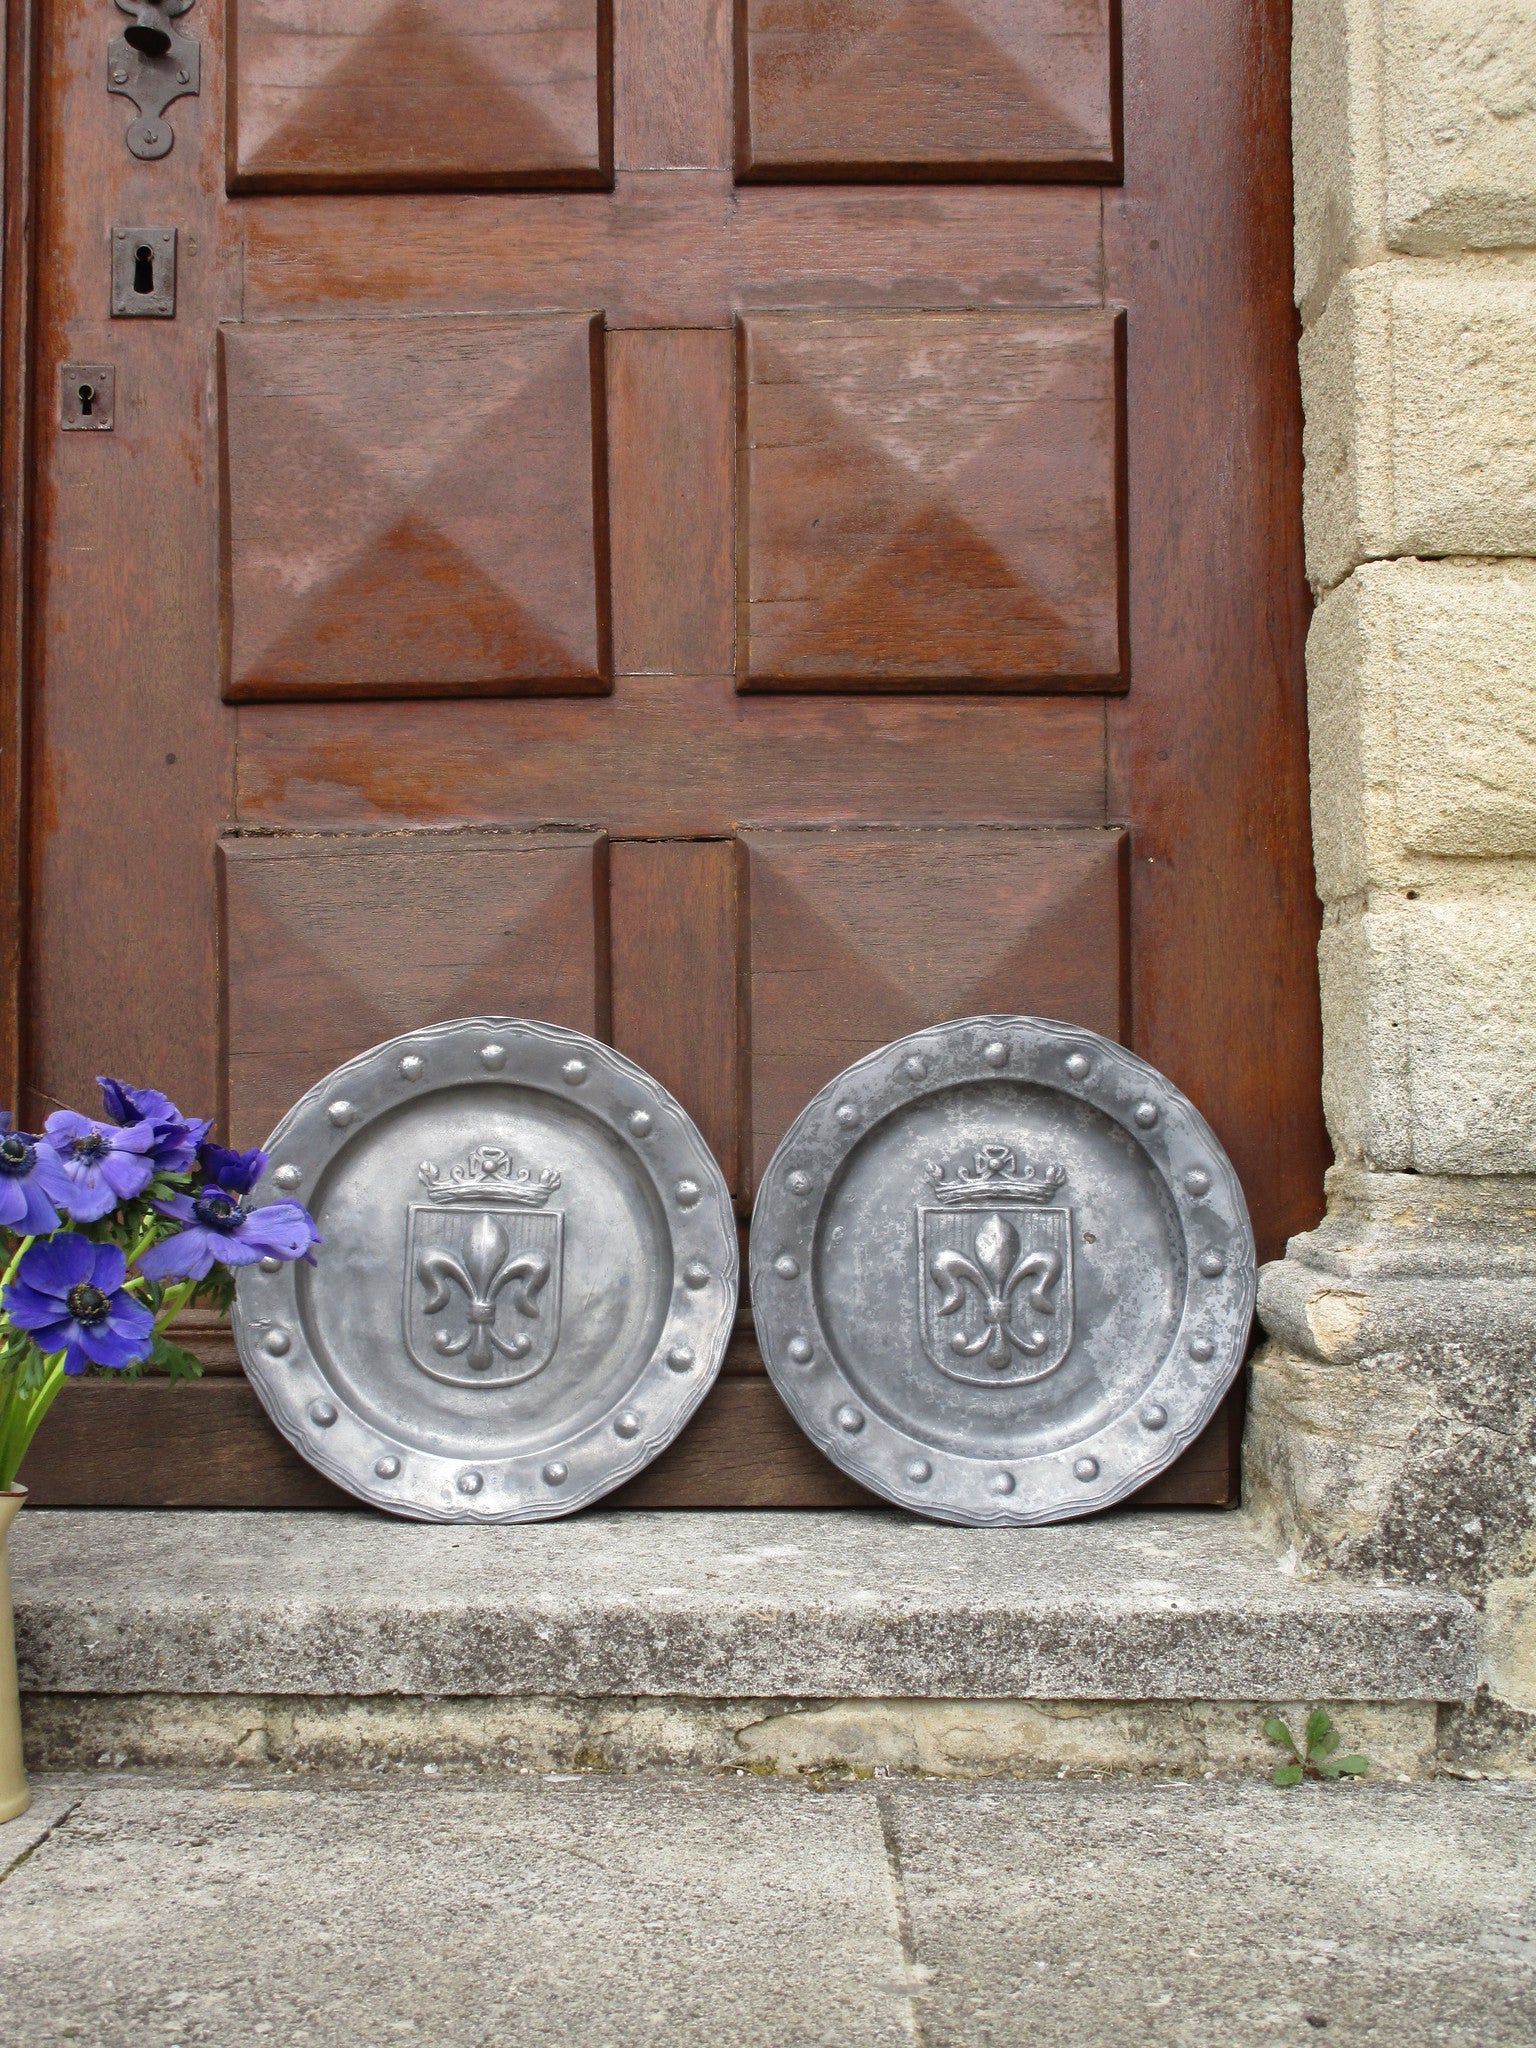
[13,1508,1474,1705]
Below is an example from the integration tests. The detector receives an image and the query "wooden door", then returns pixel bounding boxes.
[7,0,1324,1508]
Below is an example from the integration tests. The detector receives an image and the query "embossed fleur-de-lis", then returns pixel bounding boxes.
[416,1213,550,1372]
[930,1212,1062,1370]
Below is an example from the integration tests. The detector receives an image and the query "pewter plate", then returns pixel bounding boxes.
[232,1019,737,1522]
[750,1017,1255,1526]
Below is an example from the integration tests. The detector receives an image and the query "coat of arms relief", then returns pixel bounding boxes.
[404,1145,563,1388]
[918,1145,1074,1385]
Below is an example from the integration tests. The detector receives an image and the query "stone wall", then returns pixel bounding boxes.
[1248,0,1536,1717]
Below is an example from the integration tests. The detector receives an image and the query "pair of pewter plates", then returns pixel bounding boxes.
[233,1016,1255,1526]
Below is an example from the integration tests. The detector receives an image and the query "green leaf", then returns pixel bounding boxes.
[149,1337,204,1385]
[1272,1762,1304,1787]
[1264,1717,1300,1756]
[1331,1755,1369,1777]
[1304,1709,1335,1758]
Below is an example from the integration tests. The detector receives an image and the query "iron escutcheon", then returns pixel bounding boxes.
[233,1018,737,1521]
[750,1016,1255,1525]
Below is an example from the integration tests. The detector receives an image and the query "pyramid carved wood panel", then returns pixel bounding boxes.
[220,829,608,1144]
[228,0,611,192]
[736,0,1118,182]
[741,827,1127,1187]
[220,315,609,699]
[737,311,1125,691]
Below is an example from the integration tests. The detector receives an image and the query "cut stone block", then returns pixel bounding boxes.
[9,1509,1475,1704]
[1319,888,1536,1171]
[1384,0,1536,254]
[1310,560,1536,899]
[1301,260,1536,590]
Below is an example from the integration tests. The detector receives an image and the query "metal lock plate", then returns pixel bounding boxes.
[60,364,114,429]
[233,1018,738,1523]
[108,0,200,160]
[111,227,176,317]
[750,1015,1256,1526]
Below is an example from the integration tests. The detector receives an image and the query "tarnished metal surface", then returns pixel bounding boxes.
[233,1019,737,1522]
[751,1017,1255,1525]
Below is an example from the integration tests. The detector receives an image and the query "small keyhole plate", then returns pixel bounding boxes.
[61,363,115,431]
[110,224,176,317]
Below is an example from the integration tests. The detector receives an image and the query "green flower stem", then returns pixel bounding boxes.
[0,1350,65,1494]
[0,1234,35,1291]
[152,1279,197,1333]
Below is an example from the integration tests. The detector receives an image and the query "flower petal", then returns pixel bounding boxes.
[18,1231,95,1293]
[138,1231,215,1283]
[88,1241,129,1293]
[78,1321,151,1370]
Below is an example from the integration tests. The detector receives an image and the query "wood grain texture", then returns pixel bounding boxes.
[738,311,1124,690]
[610,838,742,1190]
[26,0,237,1128]
[736,0,1119,183]
[741,827,1126,1188]
[235,690,1109,834]
[221,314,609,699]
[15,1367,1235,1507]
[228,0,612,192]
[0,0,38,1110]
[241,174,1105,328]
[220,828,608,1144]
[608,328,733,677]
[1102,0,1327,1264]
[615,0,730,169]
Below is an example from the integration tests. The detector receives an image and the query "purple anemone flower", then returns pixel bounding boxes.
[4,1234,154,1375]
[39,1111,157,1223]
[97,1076,211,1175]
[0,1113,63,1236]
[195,1140,268,1197]
[139,1187,320,1283]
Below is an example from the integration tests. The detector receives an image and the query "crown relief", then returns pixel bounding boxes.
[418,1144,561,1208]
[925,1144,1067,1206]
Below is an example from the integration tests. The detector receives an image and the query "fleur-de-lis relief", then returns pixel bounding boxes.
[929,1211,1063,1370]
[416,1212,551,1372]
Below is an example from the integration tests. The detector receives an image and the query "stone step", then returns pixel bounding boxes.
[12,1506,1471,1700]
[10,1508,1479,1778]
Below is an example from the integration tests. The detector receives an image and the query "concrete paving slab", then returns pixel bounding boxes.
[10,1508,1475,1701]
[0,1774,912,2048]
[884,1778,1536,2047]
[0,1782,82,1878]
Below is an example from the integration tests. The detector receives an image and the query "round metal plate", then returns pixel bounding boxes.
[750,1016,1255,1526]
[233,1018,737,1522]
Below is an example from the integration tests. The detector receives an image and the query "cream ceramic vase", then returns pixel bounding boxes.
[0,1487,28,1823]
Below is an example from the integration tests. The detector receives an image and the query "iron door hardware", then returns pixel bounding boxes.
[111,226,176,316]
[107,0,199,160]
[61,365,115,430]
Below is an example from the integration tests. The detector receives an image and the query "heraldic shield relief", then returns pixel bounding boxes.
[919,1145,1074,1387]
[405,1145,564,1389]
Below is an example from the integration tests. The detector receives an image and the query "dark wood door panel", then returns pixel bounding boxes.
[234,690,1109,834]
[738,310,1125,691]
[608,328,735,678]
[240,175,1105,327]
[610,838,743,1192]
[228,0,613,194]
[221,828,609,1145]
[741,826,1127,1189]
[18,1368,1239,1508]
[735,0,1119,184]
[221,315,610,700]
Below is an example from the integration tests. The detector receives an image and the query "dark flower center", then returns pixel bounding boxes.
[72,1133,109,1163]
[194,1191,241,1232]
[0,1133,35,1174]
[66,1282,110,1325]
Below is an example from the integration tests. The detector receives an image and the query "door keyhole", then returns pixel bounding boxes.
[76,383,95,417]
[132,244,155,295]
